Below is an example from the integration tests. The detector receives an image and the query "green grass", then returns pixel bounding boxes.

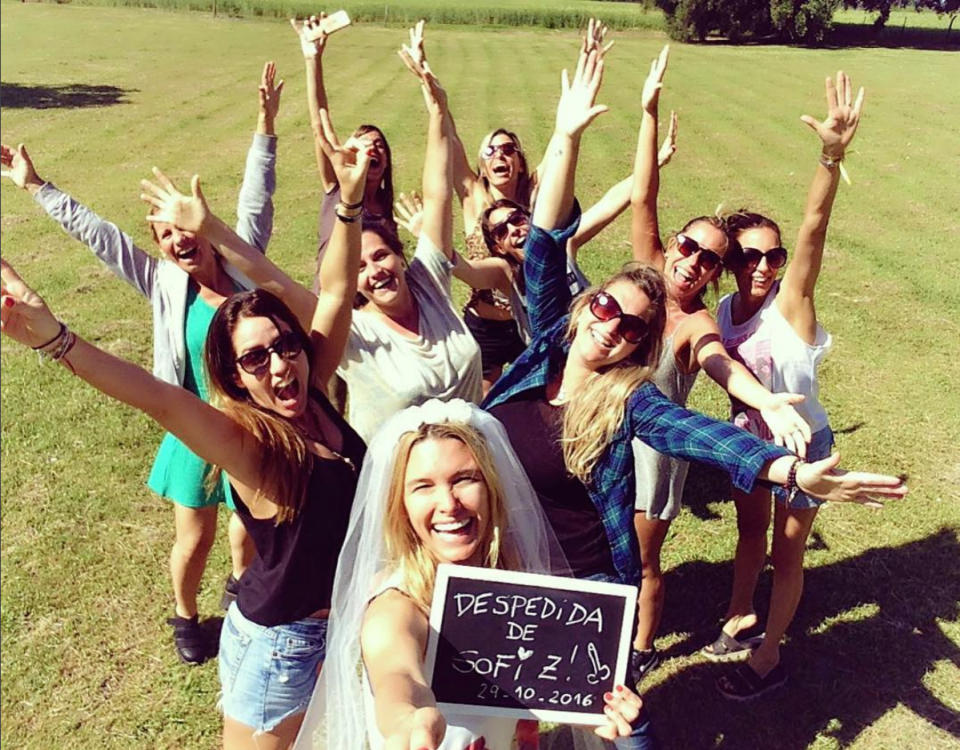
[47,0,665,30]
[2,4,959,748]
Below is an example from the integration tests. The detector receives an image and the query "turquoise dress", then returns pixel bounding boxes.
[147,284,229,509]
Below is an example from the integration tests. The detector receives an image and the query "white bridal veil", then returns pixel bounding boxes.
[293,398,568,749]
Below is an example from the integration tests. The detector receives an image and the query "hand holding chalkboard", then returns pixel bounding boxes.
[424,565,637,726]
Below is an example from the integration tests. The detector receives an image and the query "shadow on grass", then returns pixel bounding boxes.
[0,82,136,109]
[648,527,960,748]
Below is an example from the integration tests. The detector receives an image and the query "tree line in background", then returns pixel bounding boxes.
[651,0,959,43]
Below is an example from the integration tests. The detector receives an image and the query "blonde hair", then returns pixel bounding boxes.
[561,263,667,483]
[383,422,516,613]
[476,128,537,210]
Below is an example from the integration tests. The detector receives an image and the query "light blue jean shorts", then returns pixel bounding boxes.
[772,426,835,510]
[218,602,328,731]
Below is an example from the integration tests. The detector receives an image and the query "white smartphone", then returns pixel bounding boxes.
[304,10,351,42]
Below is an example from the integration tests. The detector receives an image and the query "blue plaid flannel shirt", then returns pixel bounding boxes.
[483,202,789,585]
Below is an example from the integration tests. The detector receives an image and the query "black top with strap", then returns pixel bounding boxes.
[231,392,366,627]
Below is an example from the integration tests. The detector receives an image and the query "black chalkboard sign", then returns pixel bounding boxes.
[424,564,637,725]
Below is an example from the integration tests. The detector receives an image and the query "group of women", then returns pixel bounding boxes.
[0,15,906,750]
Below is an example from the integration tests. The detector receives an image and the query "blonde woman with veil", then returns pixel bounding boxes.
[294,399,647,750]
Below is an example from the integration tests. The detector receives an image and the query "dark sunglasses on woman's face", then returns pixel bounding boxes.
[676,233,724,272]
[589,291,649,344]
[740,246,788,270]
[482,142,520,160]
[490,209,528,244]
[235,331,304,376]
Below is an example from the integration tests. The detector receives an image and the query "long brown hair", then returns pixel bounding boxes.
[561,263,668,483]
[204,289,316,524]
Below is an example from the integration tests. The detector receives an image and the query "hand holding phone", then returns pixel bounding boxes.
[303,10,351,42]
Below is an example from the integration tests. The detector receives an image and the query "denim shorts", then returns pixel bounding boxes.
[218,602,328,731]
[772,426,835,510]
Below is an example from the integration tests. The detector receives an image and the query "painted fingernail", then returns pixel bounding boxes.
[615,684,624,692]
[603,691,613,701]
[3,296,13,307]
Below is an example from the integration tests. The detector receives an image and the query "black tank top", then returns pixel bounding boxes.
[231,393,366,627]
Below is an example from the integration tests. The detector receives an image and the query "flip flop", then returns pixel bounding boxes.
[700,629,764,662]
[716,663,787,701]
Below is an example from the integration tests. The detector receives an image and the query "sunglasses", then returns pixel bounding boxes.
[235,331,304,376]
[675,234,724,272]
[482,142,520,160]
[740,246,788,270]
[589,291,650,344]
[490,209,528,244]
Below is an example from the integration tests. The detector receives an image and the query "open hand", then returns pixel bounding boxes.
[554,47,608,139]
[801,71,864,160]
[796,453,907,508]
[641,44,669,115]
[316,109,371,205]
[594,684,644,740]
[761,393,811,459]
[0,258,61,349]
[583,17,614,58]
[657,110,679,168]
[0,143,43,192]
[258,60,284,124]
[394,191,424,238]
[140,168,211,235]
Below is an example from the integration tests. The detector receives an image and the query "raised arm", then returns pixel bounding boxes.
[361,591,447,749]
[533,46,608,231]
[0,260,263,490]
[629,46,669,269]
[1,143,158,298]
[292,15,339,194]
[399,27,454,260]
[778,71,864,343]
[235,61,282,253]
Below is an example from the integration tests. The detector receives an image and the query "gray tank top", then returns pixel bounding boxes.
[632,331,699,520]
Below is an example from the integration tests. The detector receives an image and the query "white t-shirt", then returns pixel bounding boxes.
[339,233,483,442]
[716,282,832,436]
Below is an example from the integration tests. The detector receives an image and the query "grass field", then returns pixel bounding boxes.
[2,3,959,748]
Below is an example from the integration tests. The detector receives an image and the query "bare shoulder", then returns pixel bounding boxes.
[362,588,429,657]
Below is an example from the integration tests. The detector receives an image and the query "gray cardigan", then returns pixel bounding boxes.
[34,133,276,386]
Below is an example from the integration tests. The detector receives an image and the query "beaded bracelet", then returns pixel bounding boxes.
[335,212,360,224]
[785,457,806,503]
[339,198,364,210]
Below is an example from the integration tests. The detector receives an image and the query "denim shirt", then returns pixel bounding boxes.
[484,203,789,585]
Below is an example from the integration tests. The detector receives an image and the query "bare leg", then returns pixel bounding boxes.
[747,504,818,677]
[633,514,672,651]
[170,504,218,618]
[721,484,772,636]
[228,512,255,581]
[223,712,306,750]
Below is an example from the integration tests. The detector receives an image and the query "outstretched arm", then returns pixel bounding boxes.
[236,61,282,253]
[362,591,447,750]
[1,143,158,298]
[292,15,339,194]
[0,260,263,491]
[399,26,454,260]
[689,317,811,457]
[630,45,669,269]
[778,71,864,343]
[569,107,676,263]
